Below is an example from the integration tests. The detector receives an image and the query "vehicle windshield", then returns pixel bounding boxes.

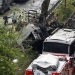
[43,42,68,54]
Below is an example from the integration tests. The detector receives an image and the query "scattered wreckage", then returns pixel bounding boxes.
[17,23,49,53]
[17,0,64,53]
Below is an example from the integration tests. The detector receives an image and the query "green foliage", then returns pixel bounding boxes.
[71,1,75,6]
[0,27,20,75]
[15,49,38,75]
[0,55,14,75]
[54,0,75,23]
[16,22,24,31]
[0,26,38,75]
[14,40,38,75]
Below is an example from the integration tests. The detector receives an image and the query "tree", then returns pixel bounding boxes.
[0,27,19,75]
[39,0,50,24]
[41,0,50,17]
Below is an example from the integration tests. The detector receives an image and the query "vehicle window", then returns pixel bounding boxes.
[43,42,68,54]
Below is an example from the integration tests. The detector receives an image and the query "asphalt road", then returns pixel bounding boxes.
[17,0,60,15]
[17,0,38,9]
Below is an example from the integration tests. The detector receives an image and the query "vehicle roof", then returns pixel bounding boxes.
[44,28,75,45]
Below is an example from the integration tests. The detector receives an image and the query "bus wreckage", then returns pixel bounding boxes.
[17,0,63,53]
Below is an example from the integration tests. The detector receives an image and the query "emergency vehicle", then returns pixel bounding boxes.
[25,28,75,75]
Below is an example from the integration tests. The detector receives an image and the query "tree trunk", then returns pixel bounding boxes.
[39,0,50,24]
[41,0,50,17]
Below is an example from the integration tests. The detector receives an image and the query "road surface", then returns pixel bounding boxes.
[17,0,59,14]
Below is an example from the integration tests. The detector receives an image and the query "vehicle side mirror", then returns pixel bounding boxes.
[70,57,75,67]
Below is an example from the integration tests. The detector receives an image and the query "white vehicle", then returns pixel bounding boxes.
[43,28,75,56]
[25,28,75,75]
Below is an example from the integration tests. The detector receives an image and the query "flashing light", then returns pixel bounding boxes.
[52,72,60,75]
[26,70,33,75]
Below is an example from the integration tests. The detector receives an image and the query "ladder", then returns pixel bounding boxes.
[28,10,37,23]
